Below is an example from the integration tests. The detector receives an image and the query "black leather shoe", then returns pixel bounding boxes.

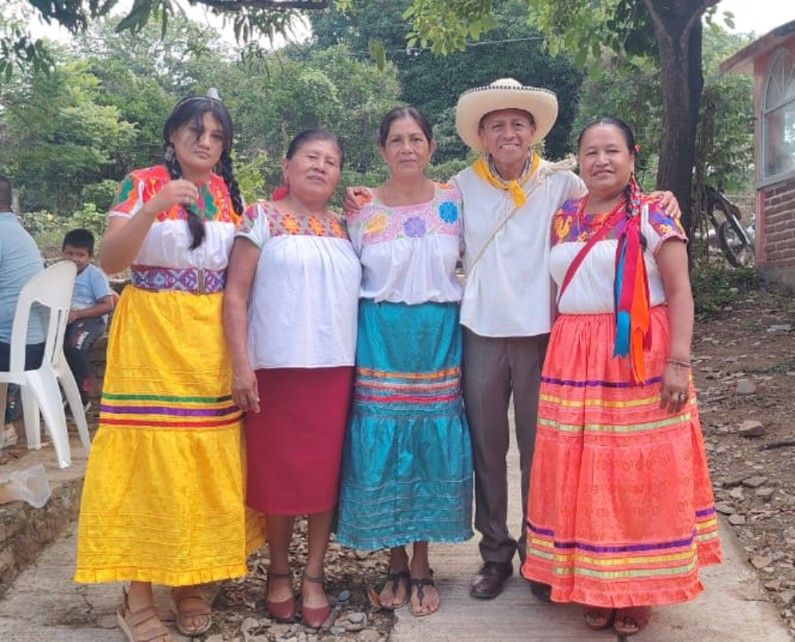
[469,562,513,599]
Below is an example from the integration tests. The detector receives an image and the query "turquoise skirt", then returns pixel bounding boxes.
[335,299,473,549]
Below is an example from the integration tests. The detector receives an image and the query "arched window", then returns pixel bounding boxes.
[763,50,795,180]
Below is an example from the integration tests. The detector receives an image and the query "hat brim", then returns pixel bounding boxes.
[455,85,559,153]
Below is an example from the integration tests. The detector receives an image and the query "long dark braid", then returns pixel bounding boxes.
[163,92,238,250]
[164,147,206,249]
[217,150,244,217]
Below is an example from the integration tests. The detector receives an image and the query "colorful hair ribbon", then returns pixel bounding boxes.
[612,176,651,384]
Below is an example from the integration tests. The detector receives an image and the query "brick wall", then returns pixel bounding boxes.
[761,176,795,290]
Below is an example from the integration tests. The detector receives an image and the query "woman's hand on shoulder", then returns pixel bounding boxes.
[146,179,199,215]
[342,186,372,217]
[231,363,260,414]
[648,190,680,219]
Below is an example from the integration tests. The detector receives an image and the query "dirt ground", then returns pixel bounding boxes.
[692,283,795,635]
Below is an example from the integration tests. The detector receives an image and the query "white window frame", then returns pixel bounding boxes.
[760,49,795,187]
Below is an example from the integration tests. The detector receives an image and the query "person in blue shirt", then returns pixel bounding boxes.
[61,228,115,409]
[1,175,46,427]
[0,175,46,371]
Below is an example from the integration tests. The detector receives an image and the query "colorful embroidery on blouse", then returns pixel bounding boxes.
[348,182,462,246]
[241,200,347,239]
[110,165,239,224]
[550,196,686,247]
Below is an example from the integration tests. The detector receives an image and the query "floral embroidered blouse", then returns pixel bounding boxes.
[109,165,239,271]
[346,182,464,304]
[549,195,687,314]
[235,200,361,369]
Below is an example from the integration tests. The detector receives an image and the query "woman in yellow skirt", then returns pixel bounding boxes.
[74,92,262,641]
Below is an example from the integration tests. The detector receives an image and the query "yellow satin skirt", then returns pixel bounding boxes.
[75,286,264,586]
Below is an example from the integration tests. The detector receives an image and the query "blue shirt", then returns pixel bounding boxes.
[0,212,46,343]
[72,263,113,322]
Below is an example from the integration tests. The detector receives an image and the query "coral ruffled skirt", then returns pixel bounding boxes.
[75,287,263,586]
[521,306,721,607]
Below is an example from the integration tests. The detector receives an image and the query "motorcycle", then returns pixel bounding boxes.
[701,185,755,268]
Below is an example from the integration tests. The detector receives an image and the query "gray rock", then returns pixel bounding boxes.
[767,324,792,333]
[347,612,366,624]
[755,487,775,499]
[743,475,769,488]
[738,419,765,437]
[337,589,351,603]
[268,624,294,638]
[729,487,745,500]
[735,379,757,394]
[357,631,382,642]
[728,513,747,526]
[751,555,773,569]
[715,502,735,515]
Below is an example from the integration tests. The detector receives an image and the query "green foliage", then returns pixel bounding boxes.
[690,262,761,318]
[0,59,135,214]
[310,0,584,162]
[19,202,106,251]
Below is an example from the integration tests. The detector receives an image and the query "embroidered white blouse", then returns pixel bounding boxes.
[108,165,238,271]
[235,200,361,369]
[346,182,464,304]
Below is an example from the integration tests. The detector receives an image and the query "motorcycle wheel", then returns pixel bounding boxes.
[718,219,754,267]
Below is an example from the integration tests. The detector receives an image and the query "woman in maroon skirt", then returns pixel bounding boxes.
[223,129,361,629]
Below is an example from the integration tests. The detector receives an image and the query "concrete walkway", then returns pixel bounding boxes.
[392,442,792,642]
[0,437,791,641]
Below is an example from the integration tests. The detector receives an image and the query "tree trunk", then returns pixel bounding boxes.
[643,1,717,238]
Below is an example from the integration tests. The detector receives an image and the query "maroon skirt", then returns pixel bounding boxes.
[245,367,354,514]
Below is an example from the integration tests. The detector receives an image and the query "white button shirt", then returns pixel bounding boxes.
[455,162,585,337]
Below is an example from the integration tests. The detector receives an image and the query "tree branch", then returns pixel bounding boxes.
[192,0,330,10]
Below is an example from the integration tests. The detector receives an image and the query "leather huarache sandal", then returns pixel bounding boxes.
[117,589,174,642]
[171,587,212,637]
[380,570,410,610]
[583,606,616,630]
[613,606,652,636]
[409,574,439,617]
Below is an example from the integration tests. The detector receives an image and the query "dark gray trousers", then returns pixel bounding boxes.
[462,328,549,566]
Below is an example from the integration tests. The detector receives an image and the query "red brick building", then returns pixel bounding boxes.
[722,21,795,289]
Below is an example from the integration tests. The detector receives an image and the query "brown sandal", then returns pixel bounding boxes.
[583,606,616,630]
[117,590,174,642]
[380,570,410,610]
[614,606,652,636]
[171,587,212,637]
[409,575,439,617]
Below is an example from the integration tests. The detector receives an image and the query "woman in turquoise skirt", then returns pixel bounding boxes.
[336,107,473,617]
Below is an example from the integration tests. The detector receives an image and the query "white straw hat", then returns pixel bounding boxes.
[455,78,559,153]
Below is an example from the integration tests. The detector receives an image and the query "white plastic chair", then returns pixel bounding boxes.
[0,261,91,468]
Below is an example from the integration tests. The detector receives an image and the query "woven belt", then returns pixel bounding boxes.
[131,266,226,294]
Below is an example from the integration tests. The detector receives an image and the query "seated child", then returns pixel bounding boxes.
[62,229,114,410]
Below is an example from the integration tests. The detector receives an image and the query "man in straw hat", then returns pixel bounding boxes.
[455,78,678,601]
[455,78,583,601]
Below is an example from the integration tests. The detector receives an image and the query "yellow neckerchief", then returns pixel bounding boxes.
[471,151,541,208]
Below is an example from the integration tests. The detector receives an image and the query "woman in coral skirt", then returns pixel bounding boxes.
[521,117,721,636]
